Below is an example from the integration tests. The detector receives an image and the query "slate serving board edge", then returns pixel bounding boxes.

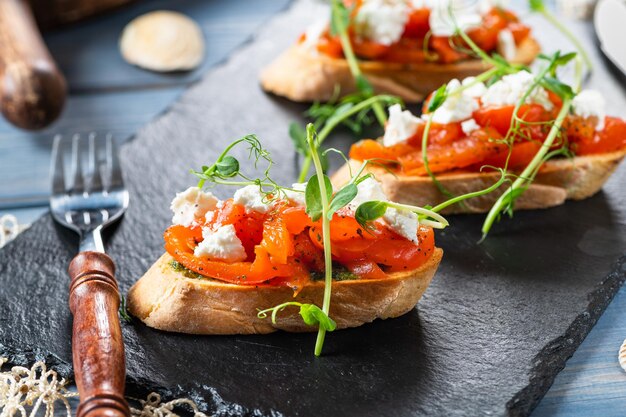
[507,256,626,416]
[1,1,626,416]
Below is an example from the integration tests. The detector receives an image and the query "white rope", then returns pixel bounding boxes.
[0,358,77,417]
[0,358,212,417]
[128,392,211,417]
[0,215,22,248]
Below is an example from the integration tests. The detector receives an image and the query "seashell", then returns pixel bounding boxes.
[619,338,626,372]
[120,11,205,72]
[556,0,598,20]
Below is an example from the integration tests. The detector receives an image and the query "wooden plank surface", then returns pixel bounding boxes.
[0,0,291,213]
[0,1,625,416]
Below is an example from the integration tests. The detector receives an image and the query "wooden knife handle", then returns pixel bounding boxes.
[0,0,66,130]
[69,252,130,417]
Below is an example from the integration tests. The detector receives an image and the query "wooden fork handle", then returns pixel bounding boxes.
[69,252,130,417]
[0,0,66,130]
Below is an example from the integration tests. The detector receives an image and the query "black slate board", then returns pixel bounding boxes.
[1,2,626,416]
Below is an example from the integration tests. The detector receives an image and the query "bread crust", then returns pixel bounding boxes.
[331,150,626,214]
[260,36,540,102]
[127,249,443,335]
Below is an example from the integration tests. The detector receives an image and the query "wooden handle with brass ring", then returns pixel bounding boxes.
[0,0,66,130]
[69,251,130,417]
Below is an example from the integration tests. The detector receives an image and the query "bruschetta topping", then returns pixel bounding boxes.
[165,177,433,286]
[170,186,218,227]
[350,74,626,175]
[301,0,531,64]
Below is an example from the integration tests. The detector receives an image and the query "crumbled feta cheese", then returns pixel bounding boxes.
[497,28,517,61]
[349,177,419,242]
[170,186,218,227]
[302,19,328,52]
[194,224,247,263]
[233,185,273,213]
[461,76,487,98]
[429,0,482,36]
[354,0,409,46]
[481,71,554,110]
[383,207,419,242]
[572,90,606,131]
[350,177,389,208]
[430,78,480,124]
[383,104,423,146]
[461,118,480,135]
[283,182,307,206]
[478,0,510,15]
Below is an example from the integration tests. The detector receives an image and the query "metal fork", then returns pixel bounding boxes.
[51,133,129,251]
[50,133,130,417]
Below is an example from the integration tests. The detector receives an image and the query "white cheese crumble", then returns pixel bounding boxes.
[354,0,409,46]
[478,0,510,15]
[430,78,480,124]
[497,28,517,61]
[233,185,274,213]
[461,118,480,134]
[350,177,389,208]
[461,76,487,98]
[481,70,554,110]
[194,224,247,262]
[572,89,606,131]
[302,19,328,52]
[170,186,218,227]
[283,182,307,206]
[349,177,419,243]
[382,207,419,243]
[383,104,423,146]
[428,0,482,36]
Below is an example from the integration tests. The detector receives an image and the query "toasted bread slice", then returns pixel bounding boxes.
[331,150,626,214]
[260,37,540,103]
[127,249,443,334]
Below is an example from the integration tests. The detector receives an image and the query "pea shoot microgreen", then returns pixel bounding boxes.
[528,0,593,73]
[295,94,400,182]
[355,200,449,231]
[119,294,132,324]
[258,302,337,332]
[269,123,452,355]
[292,0,406,182]
[192,134,302,202]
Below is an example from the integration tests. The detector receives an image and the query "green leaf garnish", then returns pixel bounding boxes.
[327,183,358,219]
[541,76,575,100]
[299,304,337,331]
[427,84,448,113]
[355,74,374,96]
[305,174,333,221]
[355,200,388,229]
[257,302,337,332]
[119,294,132,323]
[528,0,545,12]
[289,122,308,156]
[215,155,239,177]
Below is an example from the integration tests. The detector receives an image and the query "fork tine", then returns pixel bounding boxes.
[70,134,85,194]
[51,135,66,194]
[88,133,104,192]
[106,134,124,190]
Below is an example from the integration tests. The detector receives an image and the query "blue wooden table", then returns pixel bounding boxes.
[1,1,625,415]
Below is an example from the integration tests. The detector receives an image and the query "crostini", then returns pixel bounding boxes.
[331,71,626,214]
[261,0,540,102]
[128,179,443,335]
